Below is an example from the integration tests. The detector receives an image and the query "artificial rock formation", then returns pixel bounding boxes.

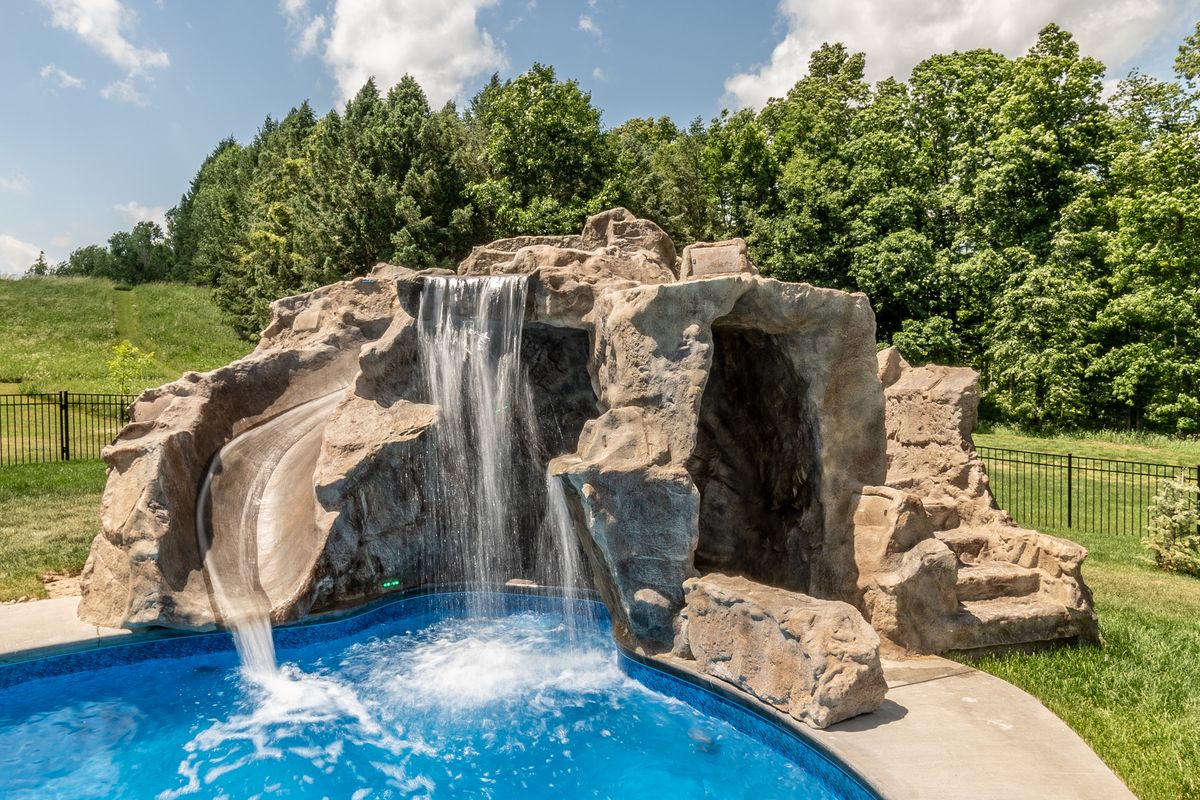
[870,348,1099,653]
[79,207,1097,730]
[677,574,887,729]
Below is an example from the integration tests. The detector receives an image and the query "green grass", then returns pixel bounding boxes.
[975,423,1200,467]
[0,276,252,394]
[966,425,1200,799]
[0,461,106,600]
[969,543,1200,800]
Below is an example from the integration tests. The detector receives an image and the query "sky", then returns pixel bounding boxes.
[1,0,1197,276]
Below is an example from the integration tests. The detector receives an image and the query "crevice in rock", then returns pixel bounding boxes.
[687,327,823,592]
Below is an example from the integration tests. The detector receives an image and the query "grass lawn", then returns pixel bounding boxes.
[968,425,1200,800]
[0,461,106,601]
[975,423,1200,467]
[0,276,252,394]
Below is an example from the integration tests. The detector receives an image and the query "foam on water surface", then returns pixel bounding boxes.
[0,604,863,799]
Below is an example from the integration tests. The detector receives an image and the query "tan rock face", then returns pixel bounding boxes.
[678,238,757,280]
[79,277,402,629]
[677,574,888,729]
[78,211,1095,684]
[873,347,1099,653]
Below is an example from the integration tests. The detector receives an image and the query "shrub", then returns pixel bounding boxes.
[1143,474,1200,576]
[105,340,156,395]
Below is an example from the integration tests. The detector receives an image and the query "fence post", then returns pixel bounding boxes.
[1067,453,1073,529]
[59,390,70,461]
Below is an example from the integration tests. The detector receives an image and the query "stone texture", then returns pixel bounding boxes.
[679,238,757,280]
[851,485,958,654]
[552,275,884,650]
[78,211,1096,679]
[79,277,400,629]
[677,573,887,729]
[875,347,1099,652]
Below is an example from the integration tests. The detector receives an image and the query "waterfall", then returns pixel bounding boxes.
[417,275,587,606]
[197,456,278,678]
[198,274,590,679]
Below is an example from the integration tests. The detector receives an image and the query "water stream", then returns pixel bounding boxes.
[201,274,588,679]
[417,275,588,604]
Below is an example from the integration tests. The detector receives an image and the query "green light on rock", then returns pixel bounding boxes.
[381,579,400,589]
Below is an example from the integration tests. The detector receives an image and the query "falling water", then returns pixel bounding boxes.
[197,460,278,678]
[196,393,343,679]
[417,275,588,608]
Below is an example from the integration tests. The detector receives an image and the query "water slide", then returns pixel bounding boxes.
[197,390,345,637]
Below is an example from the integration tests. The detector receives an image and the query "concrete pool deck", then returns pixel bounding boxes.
[0,597,1134,799]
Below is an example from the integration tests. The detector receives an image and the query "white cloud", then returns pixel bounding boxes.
[39,62,85,89]
[101,78,147,106]
[279,0,327,57]
[592,66,606,81]
[0,234,43,277]
[324,0,507,106]
[279,0,308,17]
[114,200,167,230]
[725,0,1194,109]
[39,0,169,104]
[0,173,32,193]
[578,14,601,38]
[296,15,327,56]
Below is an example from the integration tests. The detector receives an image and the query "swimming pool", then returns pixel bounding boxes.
[0,591,876,799]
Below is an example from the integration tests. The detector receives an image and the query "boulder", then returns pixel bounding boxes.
[851,485,958,654]
[677,574,887,729]
[554,275,884,650]
[78,211,1096,680]
[79,277,401,629]
[678,238,757,280]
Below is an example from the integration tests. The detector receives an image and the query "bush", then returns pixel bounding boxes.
[1143,474,1200,576]
[105,340,156,395]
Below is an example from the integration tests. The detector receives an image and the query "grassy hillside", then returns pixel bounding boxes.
[975,424,1200,466]
[0,277,252,394]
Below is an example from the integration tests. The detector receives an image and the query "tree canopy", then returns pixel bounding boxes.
[54,23,1200,434]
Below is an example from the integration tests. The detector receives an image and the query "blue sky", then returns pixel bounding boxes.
[1,0,1197,275]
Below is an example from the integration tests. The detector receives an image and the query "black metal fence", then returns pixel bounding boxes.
[0,392,135,465]
[978,446,1200,537]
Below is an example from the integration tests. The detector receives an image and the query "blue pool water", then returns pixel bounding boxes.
[0,593,873,799]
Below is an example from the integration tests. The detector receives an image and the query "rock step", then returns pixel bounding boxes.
[949,595,1081,653]
[955,561,1041,601]
[935,528,992,561]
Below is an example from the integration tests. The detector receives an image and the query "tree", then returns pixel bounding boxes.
[55,245,116,278]
[466,64,609,236]
[108,221,175,284]
[603,116,714,245]
[106,339,156,394]
[24,251,50,277]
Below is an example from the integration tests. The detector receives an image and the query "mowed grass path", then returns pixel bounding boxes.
[970,426,1200,800]
[0,277,251,393]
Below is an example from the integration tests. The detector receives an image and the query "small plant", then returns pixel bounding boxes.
[18,358,51,395]
[1143,473,1200,576]
[106,340,156,395]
